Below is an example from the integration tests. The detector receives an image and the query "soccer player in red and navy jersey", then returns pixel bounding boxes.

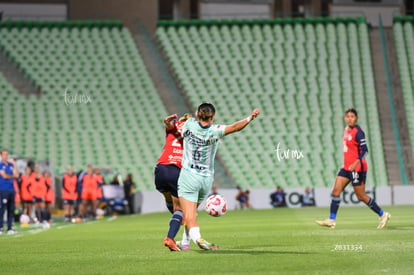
[154,113,191,251]
[317,109,390,229]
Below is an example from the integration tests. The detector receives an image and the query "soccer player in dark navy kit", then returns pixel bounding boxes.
[317,109,390,229]
[0,149,19,234]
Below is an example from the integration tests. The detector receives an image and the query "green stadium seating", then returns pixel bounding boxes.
[156,17,387,189]
[394,18,414,160]
[0,21,167,190]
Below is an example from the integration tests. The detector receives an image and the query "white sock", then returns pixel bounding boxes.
[188,227,201,245]
[181,227,190,246]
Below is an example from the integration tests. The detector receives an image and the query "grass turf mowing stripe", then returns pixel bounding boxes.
[0,206,412,274]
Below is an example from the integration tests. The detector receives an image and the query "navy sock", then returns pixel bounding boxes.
[41,209,47,222]
[167,210,183,239]
[329,196,341,220]
[366,197,384,217]
[36,210,42,222]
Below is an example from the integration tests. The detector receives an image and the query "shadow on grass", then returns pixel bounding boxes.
[384,226,414,230]
[196,249,313,255]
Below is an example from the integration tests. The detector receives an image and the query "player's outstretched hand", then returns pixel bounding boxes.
[250,109,260,121]
[165,114,178,122]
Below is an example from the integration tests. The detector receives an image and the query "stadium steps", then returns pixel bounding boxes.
[394,17,414,183]
[370,28,414,185]
[134,20,188,115]
[383,28,414,184]
[134,20,235,189]
[0,46,38,94]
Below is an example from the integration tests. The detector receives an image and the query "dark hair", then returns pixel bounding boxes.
[345,108,358,116]
[197,102,216,122]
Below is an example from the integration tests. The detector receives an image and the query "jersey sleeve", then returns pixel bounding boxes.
[211,124,226,138]
[356,129,368,160]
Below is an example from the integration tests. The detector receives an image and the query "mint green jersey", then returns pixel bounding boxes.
[181,118,226,176]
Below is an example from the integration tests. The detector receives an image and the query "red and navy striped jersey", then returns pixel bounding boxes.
[342,125,368,172]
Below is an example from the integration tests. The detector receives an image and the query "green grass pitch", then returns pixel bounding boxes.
[1,205,413,274]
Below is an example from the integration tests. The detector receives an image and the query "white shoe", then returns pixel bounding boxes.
[378,212,391,229]
[316,219,336,229]
[176,240,190,251]
[42,221,50,229]
[7,230,16,235]
[0,231,3,235]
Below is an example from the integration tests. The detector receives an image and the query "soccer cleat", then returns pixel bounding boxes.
[42,221,50,229]
[196,238,219,251]
[316,219,336,229]
[7,230,16,235]
[0,231,3,235]
[377,212,391,229]
[176,241,190,251]
[163,237,181,252]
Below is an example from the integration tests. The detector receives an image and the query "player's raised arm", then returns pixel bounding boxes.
[224,109,260,136]
[163,114,178,131]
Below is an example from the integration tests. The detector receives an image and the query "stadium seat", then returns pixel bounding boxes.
[156,17,387,189]
[0,21,168,189]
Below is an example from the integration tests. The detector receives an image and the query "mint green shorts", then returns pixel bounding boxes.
[178,168,214,204]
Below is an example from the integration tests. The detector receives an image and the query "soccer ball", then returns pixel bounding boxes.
[205,194,227,217]
[19,214,30,224]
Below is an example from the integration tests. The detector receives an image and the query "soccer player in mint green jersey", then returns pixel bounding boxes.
[177,103,260,250]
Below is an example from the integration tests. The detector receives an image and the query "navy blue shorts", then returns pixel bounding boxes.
[63,199,75,205]
[32,197,44,203]
[337,168,367,186]
[154,164,180,197]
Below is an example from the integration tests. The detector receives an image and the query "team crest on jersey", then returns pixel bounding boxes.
[347,135,352,141]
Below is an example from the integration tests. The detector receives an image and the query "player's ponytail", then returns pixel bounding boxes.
[179,113,192,123]
[196,102,216,122]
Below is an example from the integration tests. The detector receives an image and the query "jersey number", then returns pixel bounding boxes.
[171,138,181,147]
[193,147,201,161]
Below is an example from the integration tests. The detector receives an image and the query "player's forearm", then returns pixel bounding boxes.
[358,144,368,160]
[225,115,254,135]
[62,182,70,193]
[229,119,250,133]
[2,174,16,179]
[164,114,177,130]
[225,109,260,135]
[352,159,360,166]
